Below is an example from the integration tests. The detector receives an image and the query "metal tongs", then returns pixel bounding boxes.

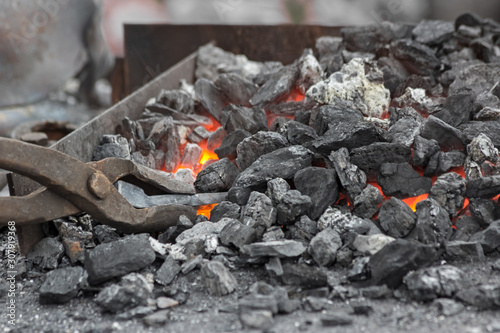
[0,138,196,233]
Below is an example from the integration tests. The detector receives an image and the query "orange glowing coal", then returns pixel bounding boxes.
[285,88,306,102]
[197,204,217,218]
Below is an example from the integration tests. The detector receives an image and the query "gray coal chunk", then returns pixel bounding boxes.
[353,185,383,219]
[219,219,257,249]
[241,240,306,258]
[317,207,379,236]
[474,106,500,121]
[321,312,353,327]
[143,310,169,327]
[236,131,289,171]
[250,65,298,106]
[456,284,500,310]
[276,190,312,225]
[379,198,417,238]
[352,234,395,256]
[249,281,299,314]
[92,135,130,161]
[445,241,485,259]
[96,273,153,313]
[241,191,276,237]
[424,151,466,177]
[378,162,432,198]
[308,228,342,266]
[239,310,274,330]
[294,167,339,220]
[227,186,253,205]
[449,63,500,97]
[286,215,318,244]
[368,239,437,288]
[433,298,465,317]
[188,125,211,144]
[210,201,241,222]
[214,129,251,159]
[316,36,344,74]
[420,115,464,151]
[341,24,393,53]
[412,136,440,167]
[281,263,328,288]
[378,57,410,95]
[215,73,258,106]
[329,148,367,200]
[389,107,424,127]
[469,198,500,226]
[347,256,371,282]
[413,199,452,244]
[460,122,500,149]
[221,104,267,134]
[403,265,464,301]
[267,178,291,206]
[297,49,323,93]
[180,143,202,169]
[234,145,313,189]
[207,127,227,152]
[262,226,285,242]
[84,234,155,285]
[390,39,440,76]
[39,267,87,304]
[412,19,454,45]
[27,237,65,270]
[195,44,242,81]
[181,254,203,274]
[266,257,284,277]
[429,172,466,217]
[309,121,382,156]
[155,256,181,286]
[469,221,500,253]
[201,261,237,296]
[195,78,228,122]
[118,117,144,142]
[468,133,499,164]
[350,142,411,182]
[93,225,121,244]
[433,92,479,128]
[286,120,318,145]
[239,293,278,314]
[451,216,482,242]
[195,158,239,193]
[267,99,316,117]
[387,117,421,147]
[156,89,194,114]
[314,105,363,136]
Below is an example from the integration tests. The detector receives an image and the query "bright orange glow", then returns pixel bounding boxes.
[493,194,500,201]
[402,193,429,212]
[197,204,217,218]
[285,88,305,102]
[201,115,222,132]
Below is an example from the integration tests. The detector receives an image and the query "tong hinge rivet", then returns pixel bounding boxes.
[88,172,110,199]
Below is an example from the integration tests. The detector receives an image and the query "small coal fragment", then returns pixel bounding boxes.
[194,158,239,193]
[368,239,437,288]
[180,143,202,169]
[210,201,241,222]
[468,133,499,164]
[92,135,130,161]
[352,185,383,219]
[424,151,466,177]
[350,143,411,182]
[429,172,466,217]
[294,167,339,219]
[433,92,479,128]
[234,145,313,189]
[227,186,253,205]
[96,273,153,313]
[321,312,353,327]
[267,177,290,206]
[176,219,232,255]
[27,237,64,270]
[93,225,121,244]
[215,73,258,106]
[239,293,278,315]
[262,226,285,242]
[451,216,482,242]
[378,162,432,198]
[352,234,395,256]
[390,39,440,76]
[296,49,323,93]
[236,131,288,170]
[389,106,424,126]
[241,191,276,237]
[318,207,379,236]
[220,104,267,134]
[433,298,465,316]
[420,115,464,151]
[286,120,318,145]
[413,199,452,244]
[469,221,500,253]
[143,310,169,327]
[314,104,363,136]
[219,219,256,249]
[462,121,500,150]
[456,284,500,310]
[265,257,284,277]
[214,129,251,160]
[156,89,194,114]
[85,234,155,285]
[316,36,344,74]
[341,24,393,53]
[412,19,454,45]
[207,127,227,152]
[55,221,94,264]
[39,267,87,304]
[286,215,318,244]
[241,240,306,258]
[469,198,500,226]
[181,255,203,275]
[378,198,417,238]
[155,255,181,286]
[281,263,328,288]
[250,65,298,106]
[308,228,342,266]
[445,241,485,260]
[188,126,211,144]
[387,118,421,147]
[239,310,274,330]
[194,78,228,122]
[329,148,367,200]
[449,63,500,97]
[359,285,393,299]
[403,265,463,301]
[276,190,312,225]
[378,57,410,95]
[201,261,237,296]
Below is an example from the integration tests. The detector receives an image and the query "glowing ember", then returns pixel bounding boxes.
[197,204,217,218]
[285,88,305,102]
[402,193,429,212]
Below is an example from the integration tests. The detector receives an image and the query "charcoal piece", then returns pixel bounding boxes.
[267,99,316,117]
[174,169,195,187]
[359,285,393,299]
[309,121,382,156]
[195,78,228,122]
[347,257,371,282]
[317,207,379,236]
[474,106,500,121]
[96,273,153,313]
[131,151,155,169]
[220,104,267,134]
[455,284,500,310]
[265,257,284,277]
[433,298,464,317]
[143,310,169,327]
[262,226,285,242]
[378,162,432,198]
[469,221,500,253]
[378,198,417,238]
[27,237,64,270]
[201,261,237,296]
[39,267,87,304]
[239,293,279,314]
[207,127,227,152]
[368,239,437,288]
[449,63,500,96]
[241,240,306,258]
[267,178,291,206]
[341,24,393,53]
[56,222,93,264]
[378,57,410,95]
[234,145,313,189]
[304,296,331,312]
[460,121,500,149]
[250,65,298,106]
[215,73,258,106]
[227,186,253,205]
[352,234,395,256]
[155,256,181,286]
[390,39,440,76]
[294,167,339,219]
[286,215,318,244]
[180,143,202,169]
[219,219,256,249]
[330,148,367,200]
[195,44,247,81]
[214,129,251,160]
[350,143,411,182]
[387,117,421,147]
[469,198,499,226]
[187,126,211,144]
[455,12,484,29]
[194,158,239,193]
[276,190,312,225]
[118,117,144,142]
[314,104,363,136]
[239,310,274,330]
[308,228,342,266]
[286,120,318,145]
[434,92,479,128]
[424,151,466,177]
[464,156,482,181]
[352,185,383,219]
[180,255,203,275]
[403,265,463,301]
[157,296,180,309]
[296,49,323,93]
[389,107,424,127]
[450,215,482,242]
[93,225,121,244]
[413,199,452,244]
[92,135,130,161]
[156,89,194,114]
[85,234,156,285]
[147,117,175,146]
[321,312,353,327]
[281,263,328,288]
[210,201,241,222]
[315,36,344,74]
[445,241,485,260]
[241,191,276,237]
[420,116,464,151]
[468,133,499,164]
[429,173,466,217]
[412,19,454,45]
[236,131,288,171]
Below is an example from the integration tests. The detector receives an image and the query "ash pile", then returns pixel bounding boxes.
[4,12,500,332]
